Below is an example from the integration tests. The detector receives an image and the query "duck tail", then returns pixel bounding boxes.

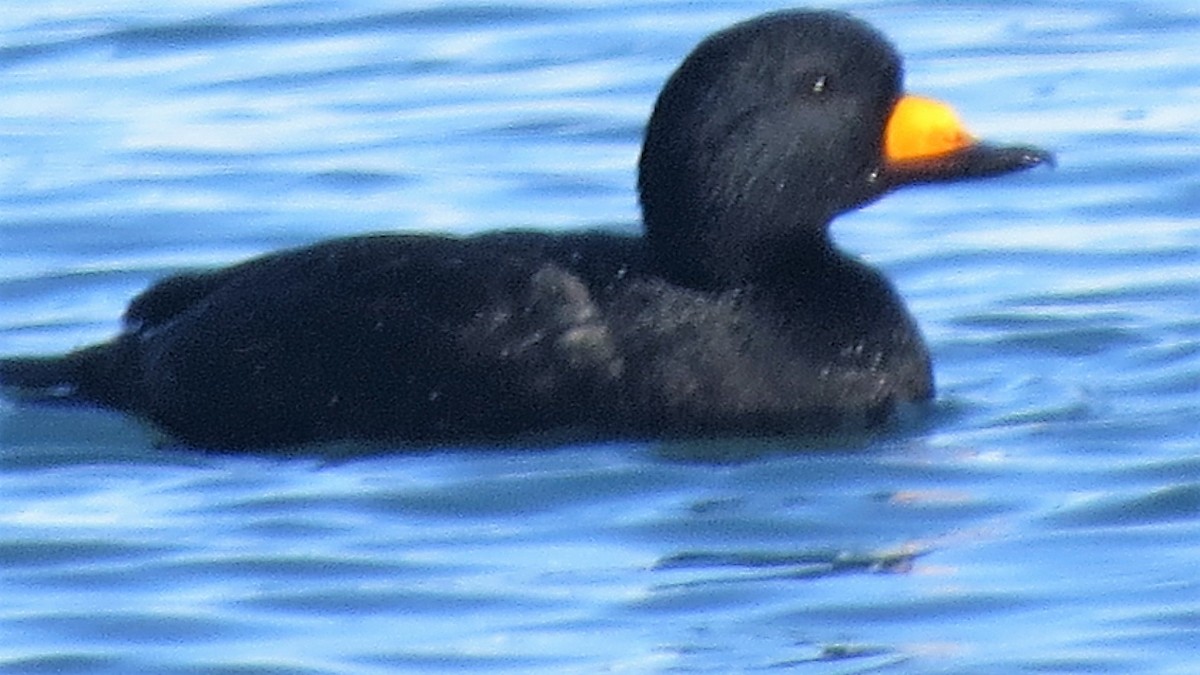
[0,352,88,399]
[0,344,132,408]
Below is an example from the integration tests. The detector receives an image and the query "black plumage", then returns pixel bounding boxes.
[0,10,1051,449]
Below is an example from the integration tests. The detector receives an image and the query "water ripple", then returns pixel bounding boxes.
[1,0,1199,672]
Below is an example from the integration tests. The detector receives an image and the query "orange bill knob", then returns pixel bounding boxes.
[884,95,976,162]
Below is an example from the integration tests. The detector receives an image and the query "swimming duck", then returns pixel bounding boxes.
[0,10,1051,449]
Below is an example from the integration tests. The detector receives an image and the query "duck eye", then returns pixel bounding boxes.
[794,74,829,97]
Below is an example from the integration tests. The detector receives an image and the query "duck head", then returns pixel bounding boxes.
[637,10,1052,290]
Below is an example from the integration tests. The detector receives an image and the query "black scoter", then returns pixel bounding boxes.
[0,10,1052,449]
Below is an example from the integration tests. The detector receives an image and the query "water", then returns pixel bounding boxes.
[1,0,1198,672]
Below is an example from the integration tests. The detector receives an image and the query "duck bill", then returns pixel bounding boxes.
[877,94,1053,190]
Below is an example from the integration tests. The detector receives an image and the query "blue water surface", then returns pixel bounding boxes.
[2,0,1199,672]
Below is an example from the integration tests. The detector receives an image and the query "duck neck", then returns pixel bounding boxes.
[651,223,911,343]
[648,219,923,381]
[649,222,840,294]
